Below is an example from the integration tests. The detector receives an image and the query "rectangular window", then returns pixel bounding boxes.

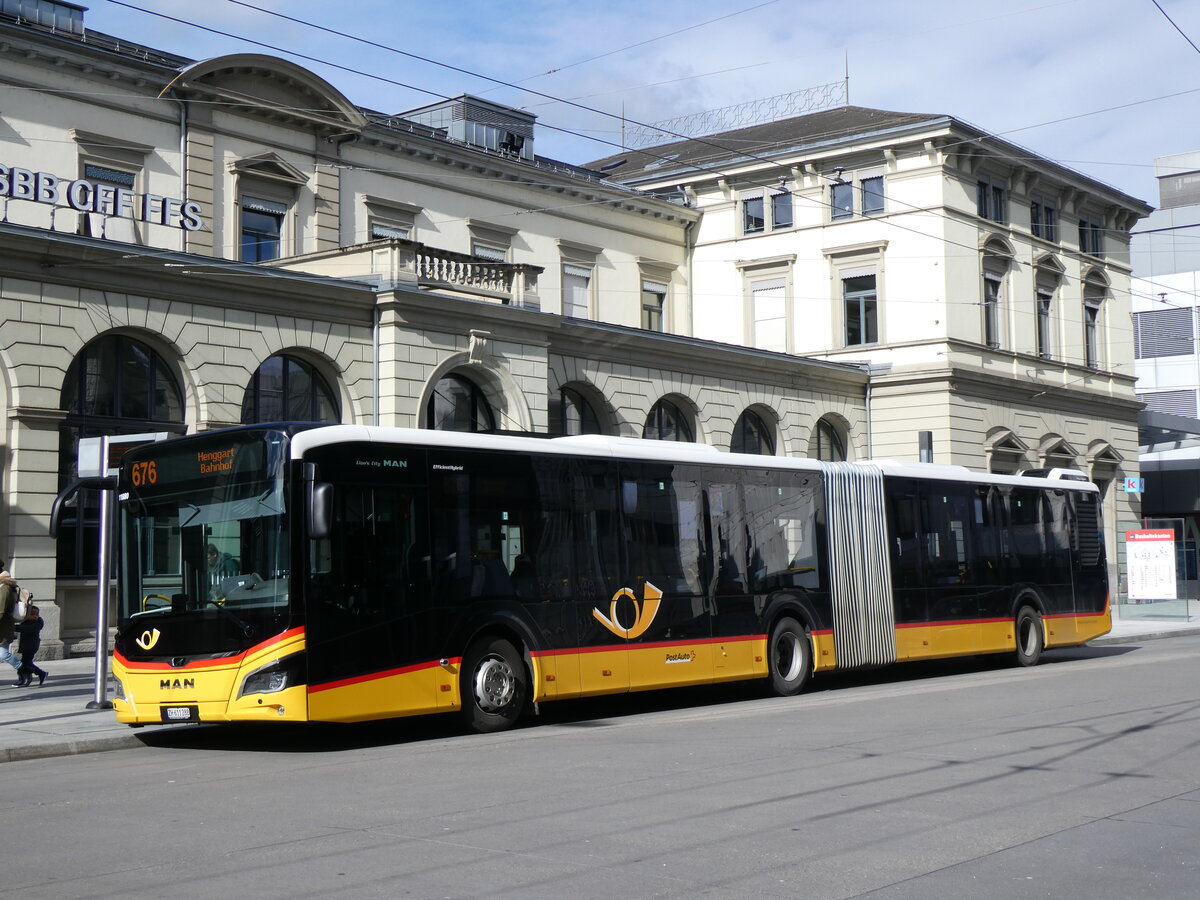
[1036,290,1053,358]
[977,177,1006,223]
[1031,195,1057,241]
[641,280,666,332]
[771,191,793,229]
[751,277,787,352]
[240,196,287,262]
[562,264,592,318]
[843,273,878,346]
[79,163,142,241]
[861,176,884,215]
[740,189,792,234]
[831,182,854,219]
[1084,303,1100,367]
[472,242,508,262]
[983,276,1002,348]
[369,222,411,240]
[1079,214,1104,256]
[742,195,765,234]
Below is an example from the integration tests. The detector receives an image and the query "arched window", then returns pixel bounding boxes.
[732,409,775,455]
[554,386,602,436]
[58,335,185,577]
[643,398,694,442]
[241,354,339,423]
[813,416,846,462]
[427,373,495,432]
[1083,275,1107,368]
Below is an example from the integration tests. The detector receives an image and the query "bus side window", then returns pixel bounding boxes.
[620,468,704,596]
[745,477,820,593]
[920,488,972,584]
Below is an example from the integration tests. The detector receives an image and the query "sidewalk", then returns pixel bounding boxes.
[3,609,1198,764]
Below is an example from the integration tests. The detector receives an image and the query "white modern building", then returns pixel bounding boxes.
[1131,151,1200,593]
[589,106,1153,593]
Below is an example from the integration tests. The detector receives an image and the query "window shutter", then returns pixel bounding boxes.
[1134,308,1194,359]
[752,279,787,352]
[1139,389,1198,417]
[242,196,288,215]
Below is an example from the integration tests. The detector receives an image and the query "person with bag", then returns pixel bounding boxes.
[14,604,47,687]
[0,561,22,676]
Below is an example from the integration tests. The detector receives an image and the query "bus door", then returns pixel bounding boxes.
[886,480,928,660]
[710,472,825,677]
[428,450,578,700]
[706,477,755,679]
[613,463,712,691]
[1068,490,1107,617]
[571,460,629,695]
[967,485,1009,652]
[1007,487,1073,623]
[304,449,436,721]
[919,484,984,656]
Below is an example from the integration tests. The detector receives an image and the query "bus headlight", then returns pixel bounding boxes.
[113,677,126,701]
[237,653,306,699]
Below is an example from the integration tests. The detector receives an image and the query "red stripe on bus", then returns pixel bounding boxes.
[307,657,463,694]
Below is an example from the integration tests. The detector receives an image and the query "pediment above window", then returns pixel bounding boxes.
[231,153,310,186]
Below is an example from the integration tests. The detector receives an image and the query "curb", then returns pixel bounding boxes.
[1089,626,1200,646]
[0,732,143,764]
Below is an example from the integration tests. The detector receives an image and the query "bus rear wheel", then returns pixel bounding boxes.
[460,636,527,733]
[768,617,812,696]
[1015,606,1044,667]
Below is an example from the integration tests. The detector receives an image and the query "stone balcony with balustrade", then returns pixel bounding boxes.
[268,238,543,310]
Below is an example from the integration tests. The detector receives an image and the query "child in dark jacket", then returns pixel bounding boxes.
[14,605,47,687]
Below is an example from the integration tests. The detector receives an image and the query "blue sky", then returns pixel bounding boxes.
[89,0,1200,205]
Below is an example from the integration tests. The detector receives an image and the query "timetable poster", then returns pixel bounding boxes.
[1125,529,1177,601]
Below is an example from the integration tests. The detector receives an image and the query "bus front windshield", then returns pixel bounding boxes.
[117,436,293,656]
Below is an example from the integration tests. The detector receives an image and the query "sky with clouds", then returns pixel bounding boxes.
[89,0,1200,206]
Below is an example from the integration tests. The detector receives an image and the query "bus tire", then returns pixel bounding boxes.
[768,617,812,696]
[1015,606,1044,667]
[460,636,527,733]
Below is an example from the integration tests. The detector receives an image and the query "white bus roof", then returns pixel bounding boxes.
[287,425,1097,492]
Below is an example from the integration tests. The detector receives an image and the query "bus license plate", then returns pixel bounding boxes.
[161,706,199,723]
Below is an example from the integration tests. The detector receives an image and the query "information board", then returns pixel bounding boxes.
[1125,529,1177,601]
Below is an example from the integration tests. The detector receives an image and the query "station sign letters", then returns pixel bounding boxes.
[0,163,204,231]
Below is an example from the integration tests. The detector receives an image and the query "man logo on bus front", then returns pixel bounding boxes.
[592,582,662,640]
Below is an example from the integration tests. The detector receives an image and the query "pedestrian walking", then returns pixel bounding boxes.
[0,561,22,676]
[14,604,47,687]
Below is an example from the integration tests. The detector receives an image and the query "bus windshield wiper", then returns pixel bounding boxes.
[205,600,254,639]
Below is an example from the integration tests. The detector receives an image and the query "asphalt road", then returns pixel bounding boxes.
[9,638,1200,899]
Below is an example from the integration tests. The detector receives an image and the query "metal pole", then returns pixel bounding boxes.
[86,435,113,710]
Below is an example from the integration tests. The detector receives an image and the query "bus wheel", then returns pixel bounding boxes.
[768,617,812,696]
[1015,606,1044,667]
[461,636,527,733]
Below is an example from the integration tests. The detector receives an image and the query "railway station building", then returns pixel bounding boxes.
[0,3,868,655]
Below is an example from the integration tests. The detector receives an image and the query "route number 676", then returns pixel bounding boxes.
[130,460,157,486]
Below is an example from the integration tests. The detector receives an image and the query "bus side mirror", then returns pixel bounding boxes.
[309,482,333,539]
[50,476,117,538]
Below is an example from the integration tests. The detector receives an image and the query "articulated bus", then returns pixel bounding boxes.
[111,424,1110,732]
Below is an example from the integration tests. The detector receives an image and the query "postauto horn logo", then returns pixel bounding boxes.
[592,582,662,639]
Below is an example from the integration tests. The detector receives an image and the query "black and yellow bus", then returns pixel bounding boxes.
[111,424,1111,732]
